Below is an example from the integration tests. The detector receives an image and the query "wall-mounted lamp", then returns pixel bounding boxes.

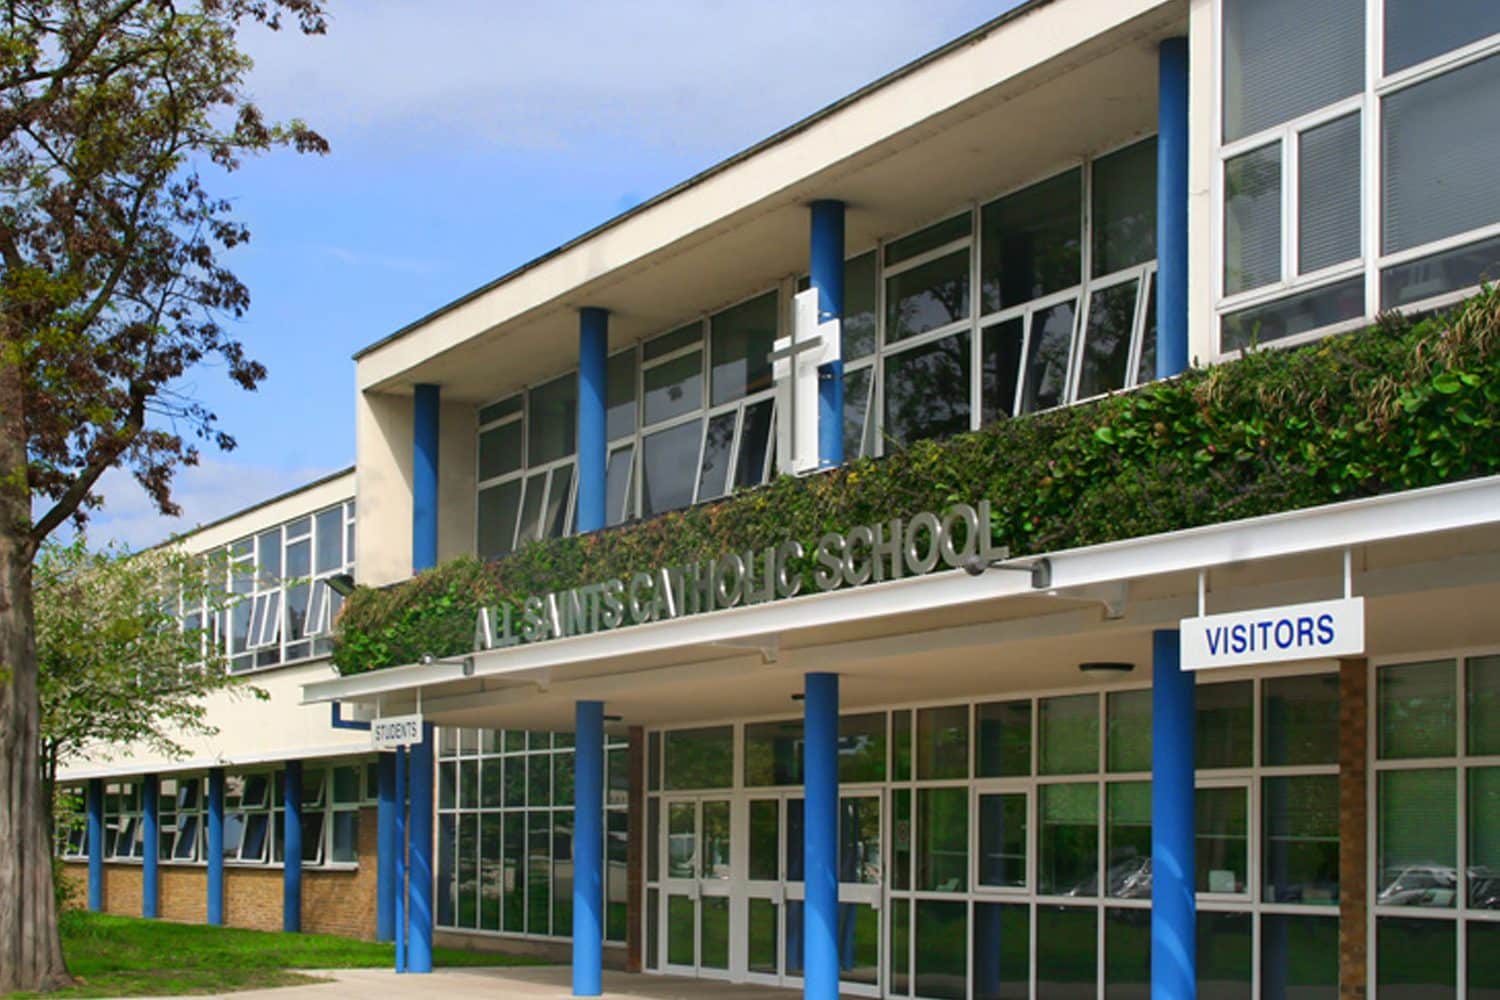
[962,555,1052,589]
[325,572,357,598]
[604,714,624,723]
[420,652,476,676]
[1078,661,1135,674]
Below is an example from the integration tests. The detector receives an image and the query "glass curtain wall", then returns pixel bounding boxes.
[1373,654,1500,998]
[1217,0,1500,350]
[644,669,1340,998]
[434,727,632,945]
[477,138,1159,555]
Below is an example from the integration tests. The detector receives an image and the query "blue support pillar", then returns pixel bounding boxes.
[573,701,605,996]
[283,761,303,933]
[1152,629,1195,999]
[810,200,845,468]
[407,726,435,973]
[1157,37,1190,380]
[577,309,608,534]
[141,774,159,919]
[803,673,839,1000]
[377,753,398,942]
[207,768,224,925]
[412,383,441,573]
[86,778,103,913]
[394,748,408,973]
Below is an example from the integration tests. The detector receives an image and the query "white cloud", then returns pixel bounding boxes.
[240,0,1009,154]
[65,459,339,551]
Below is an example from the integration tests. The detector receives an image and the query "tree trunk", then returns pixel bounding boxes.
[0,334,70,991]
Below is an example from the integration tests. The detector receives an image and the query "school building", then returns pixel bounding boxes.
[57,0,1500,997]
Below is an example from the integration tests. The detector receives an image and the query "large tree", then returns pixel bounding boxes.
[0,1,326,990]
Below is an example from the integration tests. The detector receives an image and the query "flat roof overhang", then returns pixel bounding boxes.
[305,476,1500,731]
[356,0,1187,403]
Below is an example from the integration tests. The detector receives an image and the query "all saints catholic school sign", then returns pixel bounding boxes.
[474,501,1008,650]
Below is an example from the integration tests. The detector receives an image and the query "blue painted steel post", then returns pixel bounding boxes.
[283,761,303,933]
[141,774,159,918]
[207,768,225,925]
[573,701,605,996]
[577,309,608,534]
[86,778,103,913]
[1157,37,1190,380]
[804,673,839,1000]
[810,200,845,467]
[377,753,397,941]
[412,383,441,573]
[1152,629,1195,999]
[394,748,408,973]
[407,725,436,973]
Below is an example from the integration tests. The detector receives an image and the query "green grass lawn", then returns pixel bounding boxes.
[8,910,548,998]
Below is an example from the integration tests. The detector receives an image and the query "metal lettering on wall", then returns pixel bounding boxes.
[473,501,1007,650]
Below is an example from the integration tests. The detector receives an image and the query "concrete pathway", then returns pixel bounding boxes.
[169,966,817,999]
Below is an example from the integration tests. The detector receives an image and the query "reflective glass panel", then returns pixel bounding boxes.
[885,249,971,343]
[839,712,887,784]
[696,411,735,502]
[976,699,1031,779]
[644,323,700,361]
[667,895,694,966]
[1299,113,1362,274]
[1197,682,1252,770]
[701,800,731,880]
[1377,916,1456,997]
[606,350,636,440]
[841,796,881,885]
[980,168,1082,312]
[1469,767,1500,909]
[605,444,633,527]
[844,251,878,360]
[744,719,802,787]
[1264,673,1339,765]
[1135,274,1157,386]
[1197,786,1248,894]
[1379,659,1457,759]
[478,422,523,482]
[1224,143,1282,293]
[972,903,1029,1000]
[981,317,1024,423]
[709,291,777,406]
[640,420,700,517]
[883,331,971,447]
[1220,276,1365,351]
[1260,914,1337,1000]
[1037,906,1097,998]
[842,366,874,460]
[734,398,774,490]
[748,897,777,974]
[663,727,733,790]
[1263,774,1339,904]
[1040,693,1098,775]
[1019,299,1077,414]
[1385,0,1500,74]
[1092,138,1157,277]
[1076,279,1139,400]
[886,213,971,266]
[748,799,778,882]
[915,900,967,1000]
[890,898,910,996]
[1381,234,1500,310]
[917,787,967,892]
[1105,907,1151,999]
[977,793,1027,889]
[642,353,702,426]
[1379,768,1457,907]
[1221,0,1363,141]
[1040,782,1099,896]
[527,374,576,465]
[1470,920,1500,997]
[1470,655,1500,755]
[1107,781,1152,898]
[1107,689,1152,773]
[542,464,572,539]
[916,704,968,780]
[1197,911,1251,1000]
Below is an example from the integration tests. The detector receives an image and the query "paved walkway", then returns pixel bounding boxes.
[186,966,814,1000]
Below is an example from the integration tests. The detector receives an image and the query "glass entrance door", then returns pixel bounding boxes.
[662,797,734,979]
[743,792,884,996]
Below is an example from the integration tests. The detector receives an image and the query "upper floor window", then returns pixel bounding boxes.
[1217,0,1500,351]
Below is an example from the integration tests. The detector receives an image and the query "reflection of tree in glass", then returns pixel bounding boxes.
[697,413,736,499]
[883,333,971,447]
[1077,281,1140,399]
[1224,147,1281,293]
[1021,300,1078,413]
[888,252,970,341]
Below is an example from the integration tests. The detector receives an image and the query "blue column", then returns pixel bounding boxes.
[804,673,839,1000]
[377,754,398,941]
[141,774,159,918]
[1152,629,1195,999]
[407,725,435,973]
[86,778,103,913]
[207,768,225,926]
[394,748,408,973]
[810,200,845,468]
[283,761,303,933]
[577,309,608,534]
[1157,37,1190,380]
[412,383,441,573]
[573,701,605,996]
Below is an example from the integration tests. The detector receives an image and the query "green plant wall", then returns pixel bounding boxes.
[333,290,1500,675]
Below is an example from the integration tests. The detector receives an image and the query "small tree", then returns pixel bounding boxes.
[35,537,261,792]
[0,1,327,989]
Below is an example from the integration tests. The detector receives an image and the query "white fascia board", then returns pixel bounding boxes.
[303,474,1500,707]
[56,742,373,784]
[355,0,1174,391]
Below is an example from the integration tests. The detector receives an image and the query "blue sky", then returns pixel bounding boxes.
[88,0,1017,549]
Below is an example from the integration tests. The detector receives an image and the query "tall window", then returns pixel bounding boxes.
[435,727,632,943]
[1217,0,1500,351]
[1373,654,1500,997]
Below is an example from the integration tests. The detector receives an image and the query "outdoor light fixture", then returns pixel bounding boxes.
[419,652,476,676]
[791,693,806,702]
[325,573,357,598]
[1078,661,1135,674]
[962,554,1052,588]
[604,714,623,723]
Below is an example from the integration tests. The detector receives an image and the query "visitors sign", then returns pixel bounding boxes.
[1180,597,1364,671]
[371,713,424,749]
